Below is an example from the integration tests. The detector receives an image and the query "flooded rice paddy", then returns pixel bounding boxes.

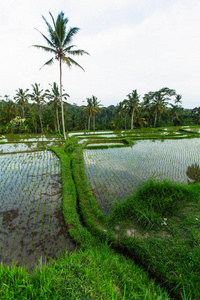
[0,150,74,271]
[83,138,200,216]
[0,134,64,153]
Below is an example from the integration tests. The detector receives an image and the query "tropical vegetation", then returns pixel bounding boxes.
[32,11,89,139]
[1,85,200,135]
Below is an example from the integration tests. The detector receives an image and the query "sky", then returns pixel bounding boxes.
[0,0,200,108]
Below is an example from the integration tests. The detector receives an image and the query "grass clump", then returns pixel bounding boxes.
[0,244,170,299]
[109,180,196,230]
[107,180,200,299]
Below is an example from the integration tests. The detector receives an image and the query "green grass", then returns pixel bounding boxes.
[107,180,200,299]
[0,244,170,299]
[0,144,170,299]
[108,180,198,229]
[1,128,200,299]
[65,135,200,299]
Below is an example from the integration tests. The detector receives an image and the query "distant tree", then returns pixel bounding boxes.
[124,89,140,129]
[32,11,89,140]
[142,92,154,126]
[29,83,46,134]
[45,82,69,134]
[169,104,181,125]
[83,97,100,131]
[0,98,16,126]
[151,88,176,127]
[92,96,102,130]
[175,94,182,105]
[14,88,29,119]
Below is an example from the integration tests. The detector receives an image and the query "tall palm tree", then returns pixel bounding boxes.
[83,97,99,131]
[29,83,46,134]
[91,95,102,131]
[45,82,69,134]
[32,11,89,140]
[125,89,140,130]
[14,88,29,119]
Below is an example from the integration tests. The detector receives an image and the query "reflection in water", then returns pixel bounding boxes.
[186,163,200,184]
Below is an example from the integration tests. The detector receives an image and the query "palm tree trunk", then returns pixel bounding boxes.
[93,114,95,131]
[38,105,43,134]
[154,111,158,127]
[56,105,60,134]
[88,115,91,131]
[131,109,134,130]
[60,58,66,140]
[159,112,161,124]
[22,105,25,119]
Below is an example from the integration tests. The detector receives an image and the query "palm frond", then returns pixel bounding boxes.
[30,103,35,110]
[34,28,55,48]
[55,12,68,46]
[63,45,75,52]
[63,56,85,71]
[62,57,85,72]
[32,44,56,54]
[39,57,55,69]
[42,15,54,39]
[61,56,71,68]
[67,49,90,56]
[48,12,56,30]
[63,27,80,47]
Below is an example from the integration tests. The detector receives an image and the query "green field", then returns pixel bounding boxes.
[0,128,200,299]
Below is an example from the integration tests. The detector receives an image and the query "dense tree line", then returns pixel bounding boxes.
[0,86,199,134]
[1,11,199,135]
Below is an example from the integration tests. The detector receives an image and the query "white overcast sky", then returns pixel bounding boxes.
[0,0,200,108]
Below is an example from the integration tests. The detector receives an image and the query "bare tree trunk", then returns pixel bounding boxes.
[22,105,25,119]
[32,119,37,133]
[131,108,134,130]
[93,114,95,131]
[56,105,60,134]
[159,112,161,124]
[88,115,91,131]
[54,119,57,131]
[60,58,66,140]
[38,105,43,134]
[154,111,158,127]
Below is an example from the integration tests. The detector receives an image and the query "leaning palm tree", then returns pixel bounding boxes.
[29,83,46,134]
[32,11,89,140]
[151,87,176,127]
[45,82,69,134]
[14,88,29,119]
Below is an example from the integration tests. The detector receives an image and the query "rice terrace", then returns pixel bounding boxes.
[0,6,200,299]
[0,126,200,299]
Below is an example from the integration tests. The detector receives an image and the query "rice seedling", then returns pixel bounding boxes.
[83,138,200,215]
[0,149,72,271]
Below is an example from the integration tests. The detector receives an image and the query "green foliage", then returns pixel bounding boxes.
[109,180,196,229]
[61,136,79,154]
[0,244,170,300]
[107,181,200,299]
[50,146,93,247]
[1,131,200,299]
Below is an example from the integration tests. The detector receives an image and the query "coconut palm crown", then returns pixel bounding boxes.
[32,11,89,139]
